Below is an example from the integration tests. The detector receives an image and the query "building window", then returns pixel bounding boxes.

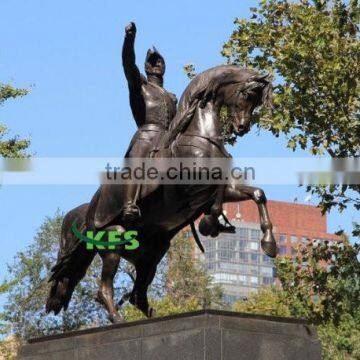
[290,235,297,243]
[279,234,287,243]
[262,276,274,285]
[250,229,261,240]
[239,252,248,263]
[238,275,246,284]
[219,250,230,261]
[279,246,287,255]
[239,228,248,240]
[250,276,258,285]
[207,263,215,271]
[260,266,273,276]
[223,294,237,304]
[250,253,259,263]
[229,238,237,250]
[238,239,246,250]
[301,237,309,245]
[249,241,259,251]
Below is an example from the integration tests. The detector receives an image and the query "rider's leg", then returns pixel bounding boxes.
[122,140,151,224]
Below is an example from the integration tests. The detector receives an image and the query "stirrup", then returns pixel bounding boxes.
[122,202,141,224]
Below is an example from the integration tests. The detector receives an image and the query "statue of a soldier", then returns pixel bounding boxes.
[121,22,177,224]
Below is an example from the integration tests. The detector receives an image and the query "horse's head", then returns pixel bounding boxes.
[165,66,273,148]
[199,69,273,137]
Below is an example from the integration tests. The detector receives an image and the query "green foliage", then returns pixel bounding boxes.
[276,239,360,325]
[183,63,196,79]
[1,211,108,340]
[122,297,201,322]
[166,233,224,309]
[0,83,30,157]
[317,315,360,360]
[222,0,360,220]
[233,286,291,317]
[122,233,224,321]
[232,240,360,358]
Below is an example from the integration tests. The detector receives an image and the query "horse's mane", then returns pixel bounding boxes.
[163,65,272,147]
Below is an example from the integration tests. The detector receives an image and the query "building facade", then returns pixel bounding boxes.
[194,200,340,303]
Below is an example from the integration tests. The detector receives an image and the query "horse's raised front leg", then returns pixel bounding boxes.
[97,251,123,323]
[224,183,277,258]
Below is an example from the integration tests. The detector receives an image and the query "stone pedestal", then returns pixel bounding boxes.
[19,309,321,360]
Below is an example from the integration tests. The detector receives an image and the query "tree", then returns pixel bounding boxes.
[232,240,360,359]
[222,0,360,233]
[1,211,109,341]
[276,239,360,325]
[0,83,30,157]
[122,232,224,321]
[166,233,223,308]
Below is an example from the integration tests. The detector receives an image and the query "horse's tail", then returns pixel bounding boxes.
[46,203,95,315]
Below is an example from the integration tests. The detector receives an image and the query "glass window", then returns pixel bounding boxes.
[262,276,274,285]
[219,250,230,260]
[301,237,309,245]
[239,252,248,263]
[206,251,215,260]
[239,228,248,240]
[250,276,258,285]
[249,265,258,275]
[218,239,228,249]
[279,234,287,243]
[223,294,237,304]
[249,241,259,251]
[279,246,287,255]
[290,235,298,243]
[251,229,261,240]
[260,266,273,276]
[229,238,237,250]
[238,239,246,250]
[251,254,259,263]
[207,263,215,270]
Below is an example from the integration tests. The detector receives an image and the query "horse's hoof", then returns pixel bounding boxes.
[108,313,125,324]
[261,230,277,258]
[199,215,218,237]
[95,293,105,306]
[147,307,156,318]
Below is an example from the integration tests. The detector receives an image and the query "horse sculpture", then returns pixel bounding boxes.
[46,65,277,323]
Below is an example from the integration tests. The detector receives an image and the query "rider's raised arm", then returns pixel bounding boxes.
[122,22,142,92]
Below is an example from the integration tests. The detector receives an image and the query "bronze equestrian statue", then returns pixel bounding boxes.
[46,23,277,323]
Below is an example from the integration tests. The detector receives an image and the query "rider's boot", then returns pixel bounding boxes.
[122,201,141,225]
[122,183,142,226]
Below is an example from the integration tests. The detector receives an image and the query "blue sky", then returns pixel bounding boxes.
[0,0,357,308]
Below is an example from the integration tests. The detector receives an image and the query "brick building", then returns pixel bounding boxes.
[194,200,341,303]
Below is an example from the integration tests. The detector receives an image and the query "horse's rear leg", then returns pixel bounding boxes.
[129,261,157,318]
[97,251,123,323]
[129,238,171,318]
[224,184,277,258]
